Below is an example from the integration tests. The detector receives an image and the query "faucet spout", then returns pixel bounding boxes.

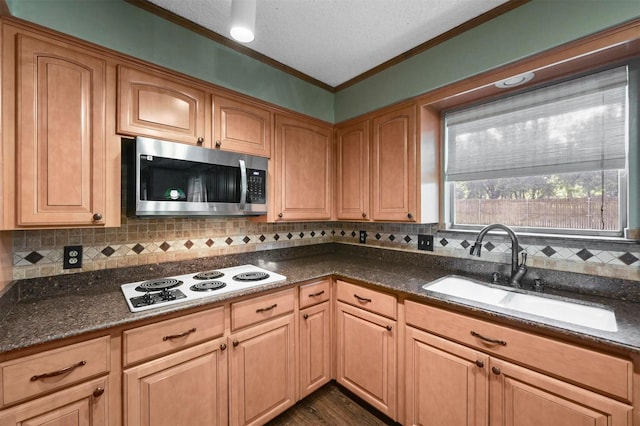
[470,223,525,287]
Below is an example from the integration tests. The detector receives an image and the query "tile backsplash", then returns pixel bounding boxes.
[11,217,640,282]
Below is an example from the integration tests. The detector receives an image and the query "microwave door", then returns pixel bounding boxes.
[239,159,247,211]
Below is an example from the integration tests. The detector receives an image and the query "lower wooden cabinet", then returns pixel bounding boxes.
[336,301,397,420]
[123,337,228,426]
[0,376,109,426]
[228,313,296,426]
[300,300,332,397]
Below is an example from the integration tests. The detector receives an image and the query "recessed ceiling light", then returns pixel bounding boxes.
[495,72,535,89]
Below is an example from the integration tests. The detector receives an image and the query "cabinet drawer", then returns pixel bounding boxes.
[1,336,109,407]
[299,279,331,309]
[123,307,224,366]
[405,300,633,401]
[231,288,295,330]
[336,280,397,319]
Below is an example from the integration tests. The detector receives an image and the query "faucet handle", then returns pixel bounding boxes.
[519,252,528,266]
[491,272,501,284]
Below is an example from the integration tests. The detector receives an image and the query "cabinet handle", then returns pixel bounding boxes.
[303,313,309,320]
[470,330,507,346]
[407,213,413,219]
[215,139,221,147]
[354,294,372,303]
[92,213,102,221]
[492,366,501,375]
[93,387,105,398]
[30,360,86,381]
[308,290,325,297]
[475,360,485,368]
[197,137,205,145]
[220,343,227,351]
[278,213,283,218]
[386,325,393,331]
[256,303,277,313]
[232,339,239,347]
[163,327,196,341]
[362,212,367,218]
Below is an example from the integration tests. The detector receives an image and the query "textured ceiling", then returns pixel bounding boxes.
[146,0,511,88]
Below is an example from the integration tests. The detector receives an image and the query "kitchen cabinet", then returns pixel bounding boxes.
[0,336,111,425]
[335,280,397,420]
[405,300,633,426]
[2,26,119,228]
[123,338,228,426]
[371,104,417,222]
[118,65,207,146]
[335,119,370,220]
[299,279,332,397]
[228,289,296,425]
[213,95,272,157]
[272,114,333,221]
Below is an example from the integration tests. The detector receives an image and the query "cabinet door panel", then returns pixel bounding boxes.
[16,34,106,226]
[336,301,396,419]
[214,96,271,157]
[490,358,632,426]
[405,327,488,426]
[371,105,416,221]
[300,301,331,397]
[124,339,227,426]
[229,314,295,426]
[336,120,369,220]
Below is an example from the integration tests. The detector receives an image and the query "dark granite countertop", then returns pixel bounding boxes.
[1,244,640,356]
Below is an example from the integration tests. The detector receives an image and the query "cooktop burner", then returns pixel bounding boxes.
[233,271,270,281]
[190,281,227,292]
[135,278,182,292]
[193,270,224,280]
[120,264,287,312]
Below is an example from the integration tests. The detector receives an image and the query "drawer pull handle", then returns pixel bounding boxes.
[470,331,507,346]
[220,343,227,351]
[30,360,86,381]
[93,387,105,398]
[163,328,196,341]
[386,325,393,331]
[256,303,278,313]
[475,360,485,368]
[354,294,372,303]
[492,366,502,375]
[303,313,309,320]
[233,339,239,347]
[309,290,325,297]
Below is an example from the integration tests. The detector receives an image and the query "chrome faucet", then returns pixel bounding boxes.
[469,223,527,288]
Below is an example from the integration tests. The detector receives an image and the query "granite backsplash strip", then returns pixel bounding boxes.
[10,217,640,282]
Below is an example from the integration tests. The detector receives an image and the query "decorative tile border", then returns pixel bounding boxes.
[11,220,640,281]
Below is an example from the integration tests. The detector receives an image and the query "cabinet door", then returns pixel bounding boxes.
[273,115,333,221]
[213,95,271,157]
[300,301,331,398]
[0,377,108,426]
[335,119,370,220]
[14,34,108,227]
[118,65,206,146]
[371,104,417,222]
[489,358,632,426]
[336,301,396,419]
[229,314,296,426]
[405,326,489,426]
[124,338,228,426]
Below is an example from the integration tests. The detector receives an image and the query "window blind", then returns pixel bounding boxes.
[445,66,628,181]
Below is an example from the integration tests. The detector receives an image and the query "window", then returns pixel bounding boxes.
[444,66,628,236]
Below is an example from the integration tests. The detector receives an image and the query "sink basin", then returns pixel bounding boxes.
[422,276,617,332]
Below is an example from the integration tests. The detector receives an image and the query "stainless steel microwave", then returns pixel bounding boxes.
[124,137,268,217]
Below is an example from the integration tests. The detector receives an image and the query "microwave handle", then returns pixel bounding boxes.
[239,159,247,210]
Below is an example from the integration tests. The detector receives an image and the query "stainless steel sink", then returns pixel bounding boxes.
[422,276,617,332]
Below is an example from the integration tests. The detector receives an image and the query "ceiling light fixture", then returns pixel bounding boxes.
[495,72,535,89]
[230,0,256,43]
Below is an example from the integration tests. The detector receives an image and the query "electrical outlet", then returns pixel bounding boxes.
[359,230,367,244]
[63,245,83,269]
[417,234,434,251]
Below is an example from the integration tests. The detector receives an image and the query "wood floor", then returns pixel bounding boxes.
[265,382,398,426]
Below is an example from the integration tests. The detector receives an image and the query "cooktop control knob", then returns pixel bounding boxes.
[142,292,154,305]
[160,289,176,301]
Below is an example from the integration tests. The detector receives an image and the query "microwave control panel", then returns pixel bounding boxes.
[247,169,266,204]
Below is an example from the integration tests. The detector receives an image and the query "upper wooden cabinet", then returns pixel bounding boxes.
[335,119,370,220]
[272,114,333,221]
[117,65,207,146]
[213,96,271,157]
[2,26,119,228]
[371,104,417,222]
